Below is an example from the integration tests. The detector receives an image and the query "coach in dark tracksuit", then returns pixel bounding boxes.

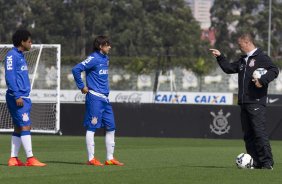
[210,33,279,169]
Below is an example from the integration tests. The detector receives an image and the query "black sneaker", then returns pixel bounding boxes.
[261,165,273,170]
[252,163,262,169]
[252,166,262,169]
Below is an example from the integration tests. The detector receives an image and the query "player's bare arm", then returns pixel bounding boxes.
[209,49,221,57]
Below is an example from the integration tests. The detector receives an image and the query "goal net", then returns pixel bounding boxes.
[0,44,61,134]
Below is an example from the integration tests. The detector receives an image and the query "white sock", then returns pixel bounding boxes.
[105,130,115,160]
[86,131,95,161]
[21,131,33,158]
[11,133,22,157]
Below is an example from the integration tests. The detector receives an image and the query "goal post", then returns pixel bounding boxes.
[0,44,61,134]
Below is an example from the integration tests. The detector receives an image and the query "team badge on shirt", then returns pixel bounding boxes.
[91,117,98,125]
[249,59,256,67]
[22,113,29,122]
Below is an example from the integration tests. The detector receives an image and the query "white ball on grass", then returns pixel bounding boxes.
[235,153,253,169]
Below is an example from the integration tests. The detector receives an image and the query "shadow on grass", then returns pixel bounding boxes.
[0,161,86,167]
[184,165,232,169]
[44,161,86,165]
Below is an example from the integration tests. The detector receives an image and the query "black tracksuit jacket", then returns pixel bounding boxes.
[216,48,279,105]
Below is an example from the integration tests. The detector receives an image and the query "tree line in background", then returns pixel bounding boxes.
[1,0,282,77]
[211,0,282,67]
[0,0,213,78]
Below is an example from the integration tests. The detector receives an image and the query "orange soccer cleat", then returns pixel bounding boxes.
[87,158,104,166]
[8,157,25,166]
[105,158,124,166]
[25,157,46,167]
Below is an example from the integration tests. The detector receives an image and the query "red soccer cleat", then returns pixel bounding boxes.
[25,157,46,167]
[8,157,25,166]
[87,158,104,166]
[105,158,124,166]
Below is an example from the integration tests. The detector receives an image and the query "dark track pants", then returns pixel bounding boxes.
[240,104,273,167]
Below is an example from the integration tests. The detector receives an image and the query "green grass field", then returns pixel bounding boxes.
[0,135,281,184]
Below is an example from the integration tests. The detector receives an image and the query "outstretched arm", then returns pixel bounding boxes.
[209,48,239,74]
[209,49,221,57]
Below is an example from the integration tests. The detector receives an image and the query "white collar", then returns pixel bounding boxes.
[246,48,257,57]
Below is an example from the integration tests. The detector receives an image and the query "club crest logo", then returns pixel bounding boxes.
[91,117,98,125]
[210,109,231,135]
[22,113,29,122]
[249,59,256,67]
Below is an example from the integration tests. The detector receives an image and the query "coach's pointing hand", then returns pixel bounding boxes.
[209,49,221,57]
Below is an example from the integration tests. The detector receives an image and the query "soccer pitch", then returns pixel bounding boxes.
[0,135,281,184]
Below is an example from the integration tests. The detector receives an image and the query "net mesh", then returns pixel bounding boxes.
[0,45,60,133]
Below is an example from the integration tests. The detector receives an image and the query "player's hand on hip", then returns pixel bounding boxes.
[209,49,221,57]
[81,86,89,94]
[16,98,24,106]
[252,78,263,88]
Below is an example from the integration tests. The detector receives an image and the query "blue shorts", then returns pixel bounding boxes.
[6,93,32,127]
[83,93,116,132]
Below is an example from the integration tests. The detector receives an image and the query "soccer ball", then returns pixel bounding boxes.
[252,68,267,79]
[235,153,253,169]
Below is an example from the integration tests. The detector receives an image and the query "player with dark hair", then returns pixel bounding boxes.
[4,29,46,166]
[210,32,279,169]
[92,35,111,52]
[72,35,124,166]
